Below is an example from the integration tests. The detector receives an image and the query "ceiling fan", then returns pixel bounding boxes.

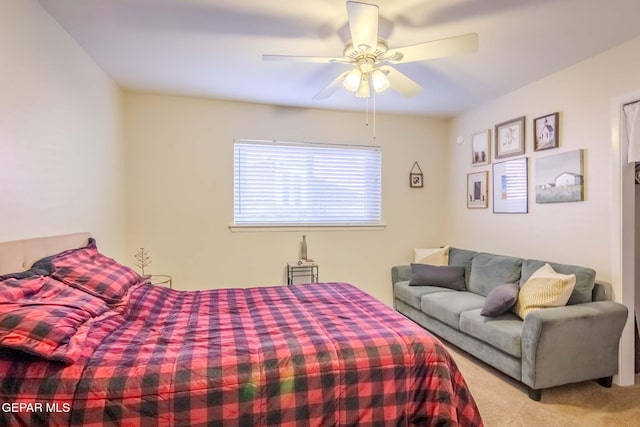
[262,1,478,100]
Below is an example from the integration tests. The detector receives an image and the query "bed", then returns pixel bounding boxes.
[0,233,483,426]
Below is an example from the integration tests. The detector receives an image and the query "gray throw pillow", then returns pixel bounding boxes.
[481,283,519,316]
[409,263,466,290]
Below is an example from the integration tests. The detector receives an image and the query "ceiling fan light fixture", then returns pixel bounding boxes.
[371,69,390,93]
[356,75,370,98]
[343,68,362,92]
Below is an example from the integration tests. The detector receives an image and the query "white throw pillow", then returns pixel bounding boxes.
[413,245,450,266]
[514,263,576,319]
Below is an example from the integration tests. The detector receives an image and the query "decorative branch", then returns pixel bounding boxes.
[134,247,152,275]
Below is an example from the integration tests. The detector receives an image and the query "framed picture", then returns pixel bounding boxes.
[467,171,488,208]
[410,173,423,188]
[492,157,528,213]
[535,149,584,203]
[495,116,525,159]
[471,130,491,166]
[409,161,423,188]
[534,112,559,151]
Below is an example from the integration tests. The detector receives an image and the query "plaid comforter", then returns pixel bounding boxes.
[0,282,482,426]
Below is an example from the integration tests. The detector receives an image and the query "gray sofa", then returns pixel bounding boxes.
[391,247,628,400]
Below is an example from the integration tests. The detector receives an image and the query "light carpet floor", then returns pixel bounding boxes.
[443,342,640,427]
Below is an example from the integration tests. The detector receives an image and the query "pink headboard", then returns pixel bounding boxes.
[0,232,90,275]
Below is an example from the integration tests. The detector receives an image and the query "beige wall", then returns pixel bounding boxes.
[449,35,640,385]
[449,35,640,290]
[124,93,449,304]
[0,0,126,259]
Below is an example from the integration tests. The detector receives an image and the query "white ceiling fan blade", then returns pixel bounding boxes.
[387,33,478,64]
[346,1,379,51]
[262,54,346,64]
[380,66,423,98]
[313,71,351,100]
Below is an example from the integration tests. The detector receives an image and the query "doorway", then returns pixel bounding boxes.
[612,93,640,386]
[624,100,640,377]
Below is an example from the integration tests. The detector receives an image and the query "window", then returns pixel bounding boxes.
[234,139,382,226]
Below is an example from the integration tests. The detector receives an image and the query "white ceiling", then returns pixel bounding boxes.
[38,0,640,117]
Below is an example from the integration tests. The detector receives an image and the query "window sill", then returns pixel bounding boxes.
[228,223,386,232]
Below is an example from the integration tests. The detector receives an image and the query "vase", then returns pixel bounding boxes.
[301,235,308,260]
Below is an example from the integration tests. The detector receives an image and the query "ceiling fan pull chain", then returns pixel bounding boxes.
[365,95,369,127]
[373,85,376,139]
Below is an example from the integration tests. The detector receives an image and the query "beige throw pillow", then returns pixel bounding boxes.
[514,263,576,319]
[413,245,450,266]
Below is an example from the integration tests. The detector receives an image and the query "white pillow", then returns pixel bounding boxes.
[413,245,450,266]
[514,263,576,319]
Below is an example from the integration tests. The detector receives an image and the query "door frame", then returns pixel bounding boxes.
[611,91,640,386]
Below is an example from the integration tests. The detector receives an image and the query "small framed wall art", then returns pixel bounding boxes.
[467,171,488,208]
[471,130,491,166]
[495,116,525,159]
[534,112,559,151]
[409,161,423,188]
[492,157,528,213]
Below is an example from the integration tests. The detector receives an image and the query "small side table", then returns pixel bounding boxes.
[287,262,318,286]
[146,274,173,289]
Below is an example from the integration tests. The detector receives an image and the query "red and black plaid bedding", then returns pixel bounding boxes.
[0,282,483,426]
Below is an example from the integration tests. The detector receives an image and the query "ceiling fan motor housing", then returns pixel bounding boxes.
[343,38,388,63]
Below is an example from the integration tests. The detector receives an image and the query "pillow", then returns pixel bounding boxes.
[33,239,142,304]
[409,263,466,290]
[520,259,595,305]
[51,257,141,305]
[33,277,110,318]
[31,238,100,274]
[0,302,91,364]
[413,246,449,266]
[0,276,47,302]
[480,283,519,317]
[513,263,576,319]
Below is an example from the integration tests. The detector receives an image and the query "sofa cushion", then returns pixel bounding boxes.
[409,264,466,290]
[481,283,520,317]
[514,263,576,319]
[459,309,523,358]
[420,291,486,329]
[520,259,595,305]
[393,281,456,310]
[448,247,478,287]
[413,246,449,266]
[468,253,523,297]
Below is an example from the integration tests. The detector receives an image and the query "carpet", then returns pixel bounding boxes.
[444,341,640,426]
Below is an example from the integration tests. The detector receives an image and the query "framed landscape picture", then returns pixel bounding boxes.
[534,112,559,151]
[492,157,528,213]
[495,116,525,159]
[535,149,584,203]
[471,130,491,166]
[467,171,488,208]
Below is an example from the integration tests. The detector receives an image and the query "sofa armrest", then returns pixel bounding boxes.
[391,265,411,285]
[521,301,628,390]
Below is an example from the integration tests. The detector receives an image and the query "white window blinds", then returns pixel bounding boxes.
[234,140,382,226]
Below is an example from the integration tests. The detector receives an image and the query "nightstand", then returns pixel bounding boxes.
[146,274,173,289]
[287,262,318,286]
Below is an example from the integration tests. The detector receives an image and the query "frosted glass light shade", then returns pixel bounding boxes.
[343,69,362,92]
[371,69,390,93]
[356,75,370,98]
